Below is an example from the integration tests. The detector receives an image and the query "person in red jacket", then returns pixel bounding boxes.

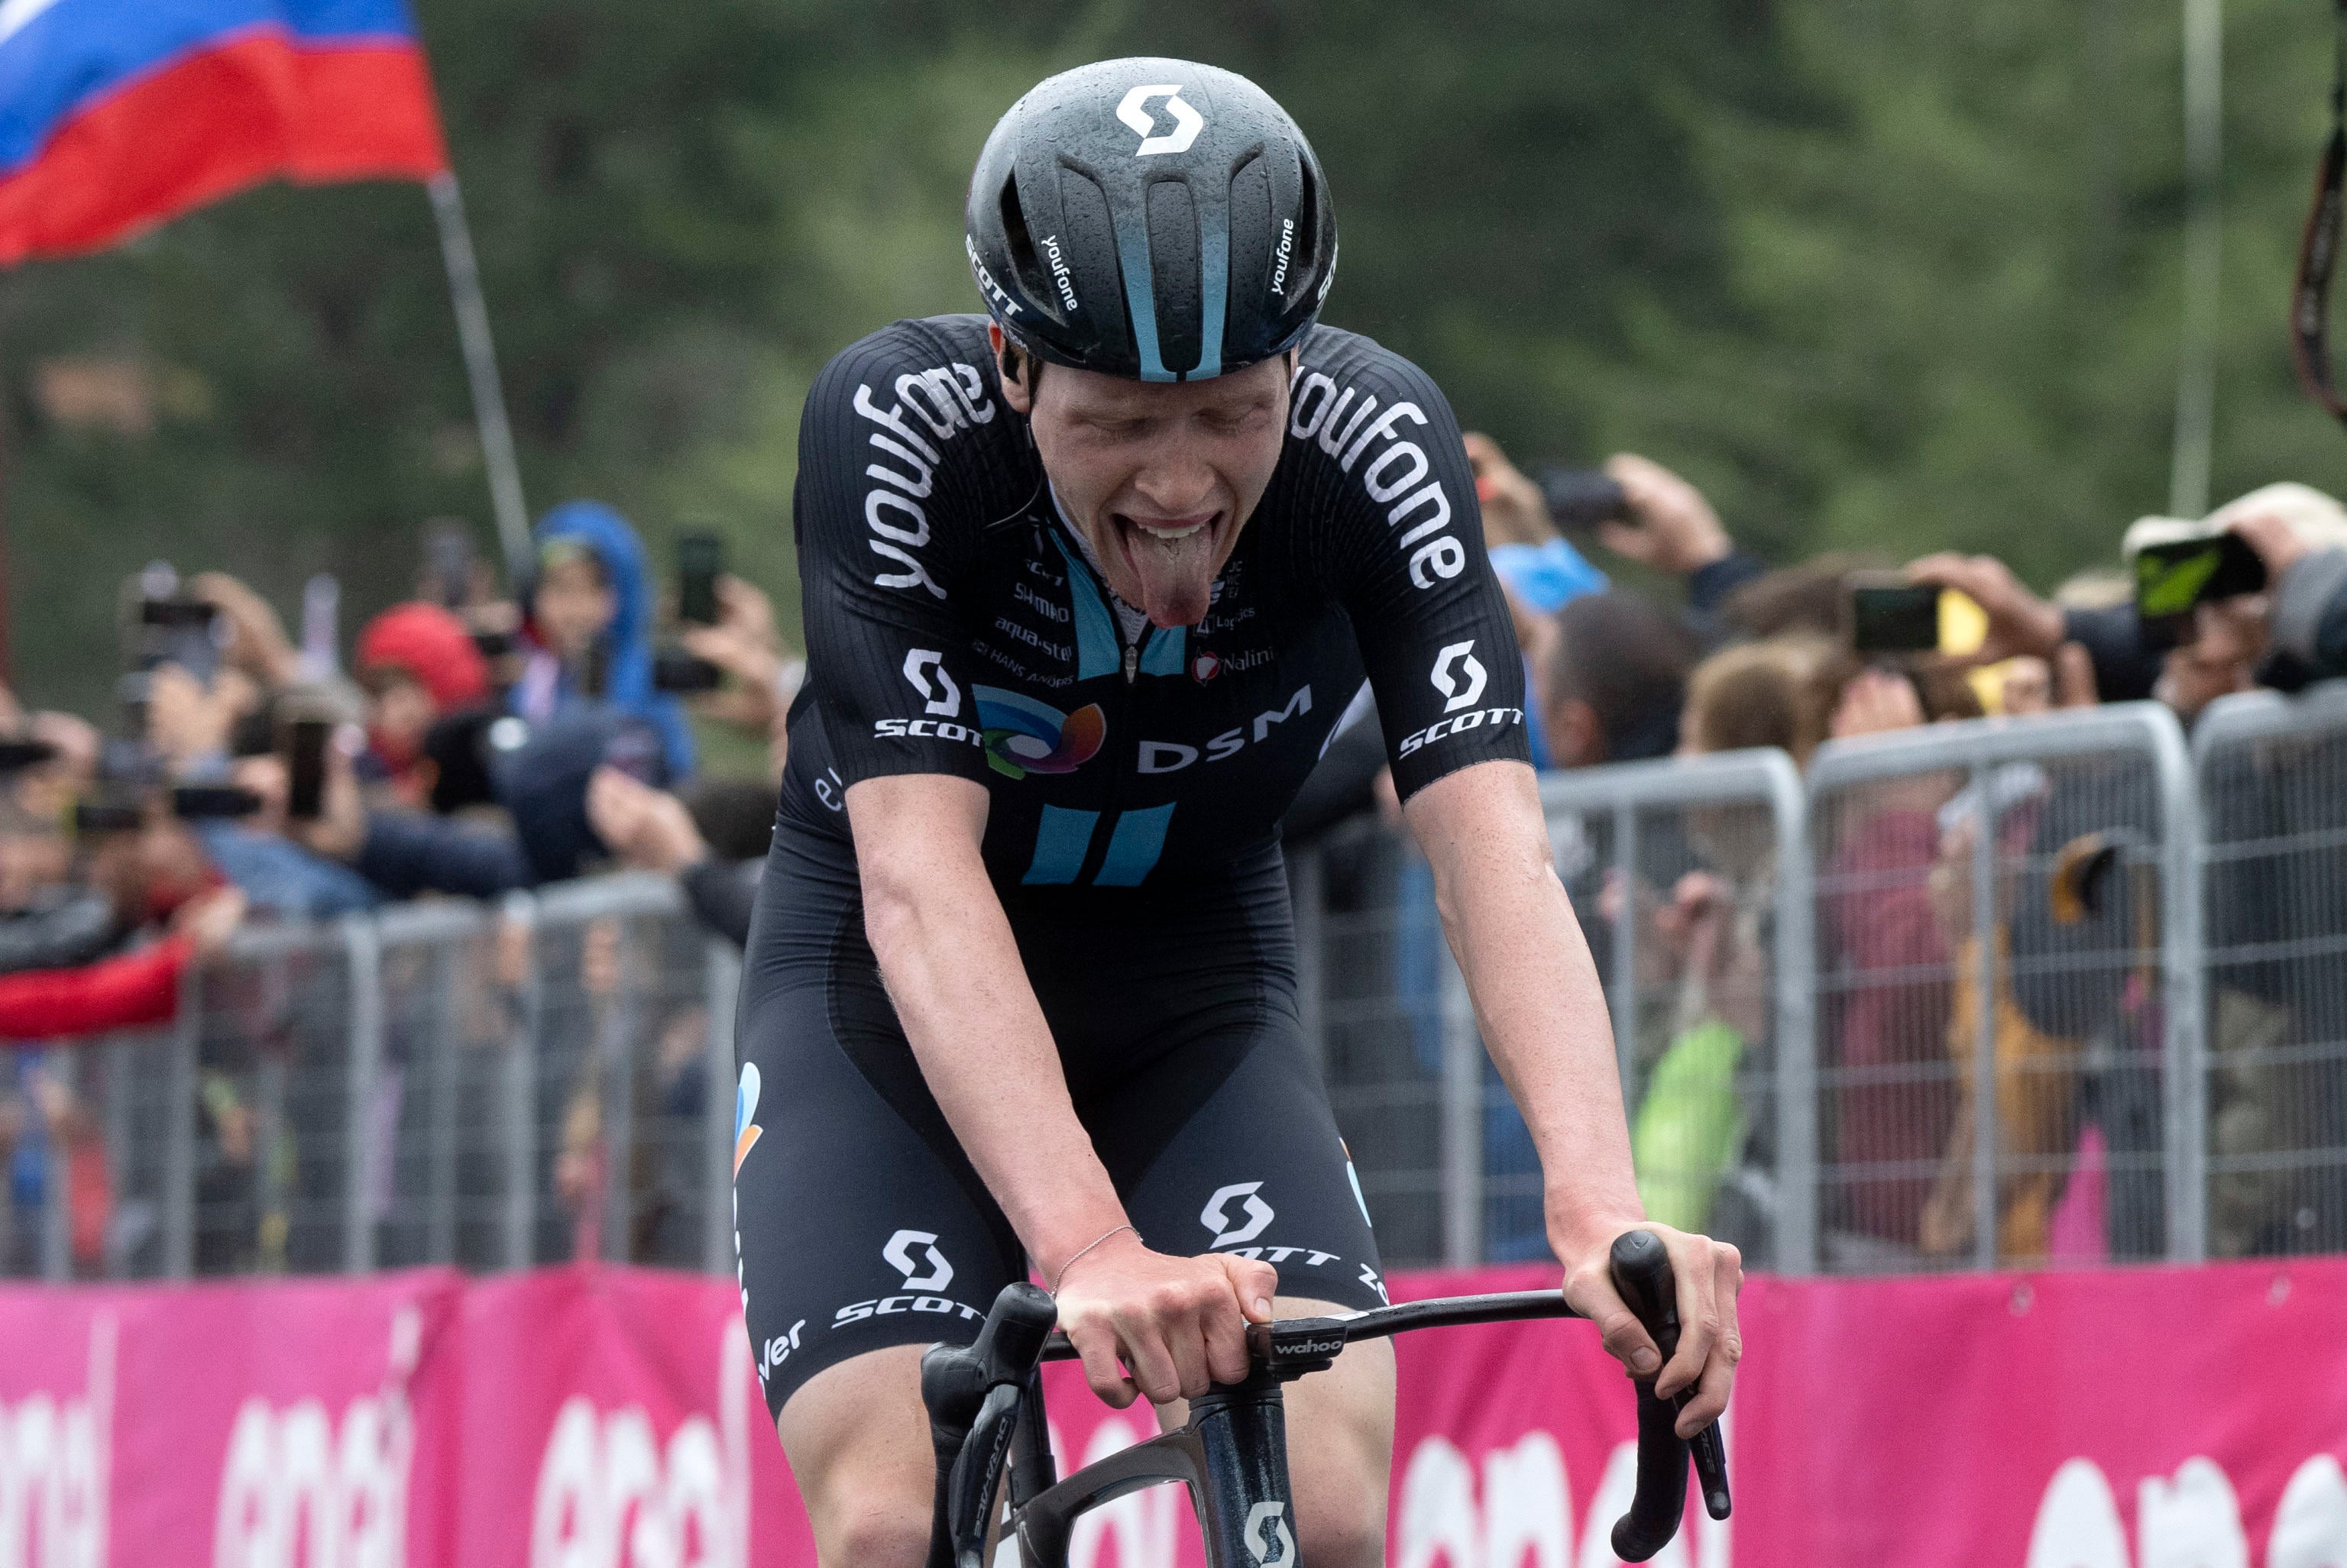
[0,886,243,1043]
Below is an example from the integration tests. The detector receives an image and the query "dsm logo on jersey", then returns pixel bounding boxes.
[973,685,1106,779]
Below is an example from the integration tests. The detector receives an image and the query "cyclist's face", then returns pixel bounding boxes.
[996,327,1291,629]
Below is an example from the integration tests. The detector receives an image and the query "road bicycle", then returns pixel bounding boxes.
[920,1230,1732,1566]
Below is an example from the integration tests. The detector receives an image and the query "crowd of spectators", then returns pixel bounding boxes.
[1402,436,2347,1271]
[0,496,795,1271]
[7,411,2347,1275]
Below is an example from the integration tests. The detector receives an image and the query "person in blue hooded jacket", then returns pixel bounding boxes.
[510,501,697,780]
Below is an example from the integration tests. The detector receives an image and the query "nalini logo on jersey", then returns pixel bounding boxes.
[1116,85,1203,157]
[973,685,1106,779]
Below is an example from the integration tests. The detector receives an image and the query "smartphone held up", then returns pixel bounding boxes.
[656,531,727,693]
[2129,530,2267,648]
[1845,572,1945,655]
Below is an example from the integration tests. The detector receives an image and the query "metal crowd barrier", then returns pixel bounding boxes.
[2193,683,2347,1258]
[1805,703,2203,1272]
[10,685,2347,1284]
[0,873,740,1284]
[1290,749,1813,1272]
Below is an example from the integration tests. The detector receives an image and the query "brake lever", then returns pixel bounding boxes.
[1607,1229,1733,1561]
[920,1283,1058,1568]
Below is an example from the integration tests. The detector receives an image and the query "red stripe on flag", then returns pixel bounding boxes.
[286,41,448,183]
[0,33,448,266]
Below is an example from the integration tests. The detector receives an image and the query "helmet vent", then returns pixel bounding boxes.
[997,173,1052,312]
[1290,159,1322,281]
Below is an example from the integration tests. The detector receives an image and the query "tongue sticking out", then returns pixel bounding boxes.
[1122,520,1219,628]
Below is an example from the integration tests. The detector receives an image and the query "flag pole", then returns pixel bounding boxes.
[2169,0,2223,518]
[426,171,532,587]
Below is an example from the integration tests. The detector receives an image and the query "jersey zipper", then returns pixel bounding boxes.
[1079,567,1146,882]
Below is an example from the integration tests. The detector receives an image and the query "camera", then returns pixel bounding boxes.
[1532,467,1632,537]
[1844,573,1944,655]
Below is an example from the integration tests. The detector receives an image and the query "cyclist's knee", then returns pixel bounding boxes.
[776,1348,935,1568]
[790,1449,931,1568]
[1280,1326,1394,1568]
[808,1499,931,1568]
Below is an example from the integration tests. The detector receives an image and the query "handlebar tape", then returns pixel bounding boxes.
[1614,1230,1746,1521]
[1607,1230,1693,1562]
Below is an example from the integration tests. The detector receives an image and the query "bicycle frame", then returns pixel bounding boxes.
[1012,1363,1296,1566]
[921,1233,1730,1568]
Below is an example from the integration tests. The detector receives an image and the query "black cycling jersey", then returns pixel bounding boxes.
[734,313,1529,1418]
[777,313,1530,885]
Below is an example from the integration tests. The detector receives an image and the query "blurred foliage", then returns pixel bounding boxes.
[1,0,2342,713]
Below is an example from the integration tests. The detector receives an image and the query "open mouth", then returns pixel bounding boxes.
[1107,509,1226,628]
[1112,509,1221,545]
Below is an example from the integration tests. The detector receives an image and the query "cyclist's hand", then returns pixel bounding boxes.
[1053,1232,1277,1409]
[1558,1220,1743,1438]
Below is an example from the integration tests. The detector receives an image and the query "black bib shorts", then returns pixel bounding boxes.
[730,832,1389,1418]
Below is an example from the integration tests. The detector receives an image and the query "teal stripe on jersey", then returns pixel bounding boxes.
[1049,532,1122,681]
[1093,803,1177,886]
[1023,806,1099,885]
[1139,624,1186,677]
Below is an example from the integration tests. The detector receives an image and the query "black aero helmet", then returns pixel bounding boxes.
[966,58,1338,383]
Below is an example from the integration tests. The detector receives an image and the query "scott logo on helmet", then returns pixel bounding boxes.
[1116,85,1204,157]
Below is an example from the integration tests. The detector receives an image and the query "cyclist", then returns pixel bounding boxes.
[734,57,1743,1566]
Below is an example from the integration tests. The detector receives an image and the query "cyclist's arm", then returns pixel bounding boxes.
[847,771,1274,1408]
[1403,759,1740,1434]
[798,332,1119,1279]
[845,774,1126,1278]
[1319,341,1737,1431]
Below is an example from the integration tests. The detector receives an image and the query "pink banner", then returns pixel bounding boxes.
[2,1257,2343,1566]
